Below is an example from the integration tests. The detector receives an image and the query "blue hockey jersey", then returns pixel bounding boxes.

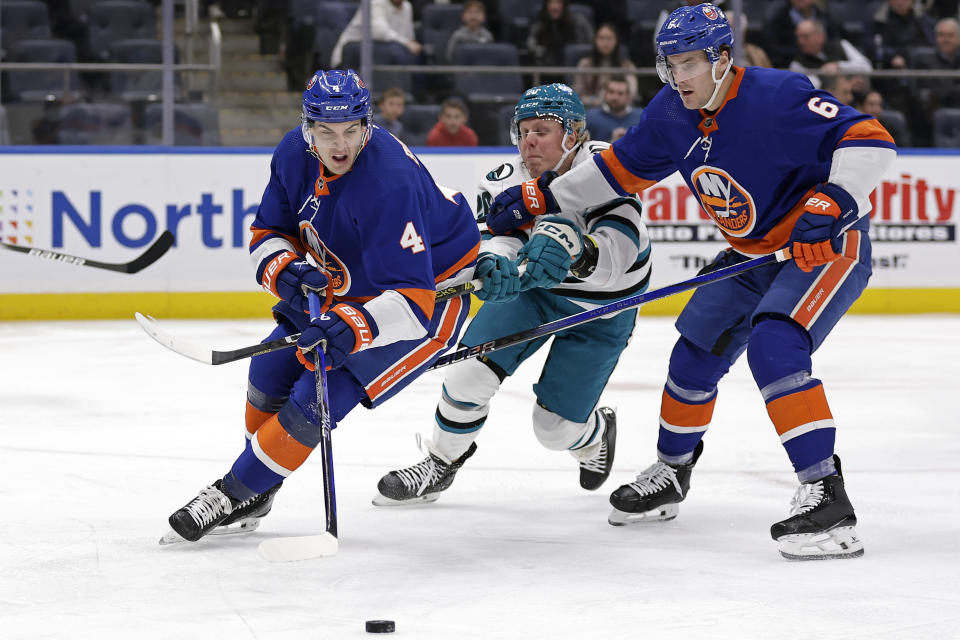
[552,66,897,257]
[250,125,480,337]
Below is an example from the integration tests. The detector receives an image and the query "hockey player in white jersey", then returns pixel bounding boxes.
[373,83,652,505]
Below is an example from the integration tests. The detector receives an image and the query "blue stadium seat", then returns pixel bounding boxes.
[933,107,960,148]
[341,40,413,96]
[453,43,522,101]
[58,102,134,144]
[313,2,360,69]
[568,4,594,29]
[5,39,81,102]
[422,3,464,64]
[1,1,52,58]
[878,109,910,148]
[109,38,170,102]
[400,104,442,146]
[87,1,157,62]
[0,105,11,144]
[143,103,221,146]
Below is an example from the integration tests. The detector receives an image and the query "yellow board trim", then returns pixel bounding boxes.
[1,288,959,321]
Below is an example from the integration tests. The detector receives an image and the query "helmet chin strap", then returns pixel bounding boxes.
[699,59,733,110]
[551,132,581,173]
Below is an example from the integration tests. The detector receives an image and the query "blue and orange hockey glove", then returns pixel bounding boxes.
[790,183,858,272]
[474,252,521,303]
[296,303,379,370]
[486,171,560,234]
[260,251,331,314]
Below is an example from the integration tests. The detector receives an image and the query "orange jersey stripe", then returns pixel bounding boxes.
[766,386,833,437]
[660,391,717,429]
[435,241,481,284]
[791,230,861,329]
[397,287,436,321]
[245,402,275,437]
[839,118,895,145]
[365,296,463,402]
[598,147,659,195]
[254,414,313,472]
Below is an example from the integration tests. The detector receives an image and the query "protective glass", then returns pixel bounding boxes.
[302,118,368,149]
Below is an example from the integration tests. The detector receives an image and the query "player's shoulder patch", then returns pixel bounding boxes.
[485,162,515,182]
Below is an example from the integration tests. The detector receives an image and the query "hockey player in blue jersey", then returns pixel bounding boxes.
[163,70,480,543]
[484,4,896,559]
[372,84,651,506]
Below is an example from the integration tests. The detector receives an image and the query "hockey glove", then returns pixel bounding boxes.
[296,303,379,370]
[486,171,560,235]
[518,215,583,290]
[790,183,858,273]
[474,252,521,303]
[261,251,331,314]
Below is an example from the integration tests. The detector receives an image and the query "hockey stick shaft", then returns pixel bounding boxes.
[426,249,792,371]
[1,230,175,274]
[307,293,338,541]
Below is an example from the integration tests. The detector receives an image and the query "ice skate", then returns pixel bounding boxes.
[576,407,617,491]
[607,441,703,526]
[372,435,477,506]
[771,456,863,560]
[161,481,284,545]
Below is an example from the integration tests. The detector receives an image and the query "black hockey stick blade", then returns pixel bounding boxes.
[0,230,175,274]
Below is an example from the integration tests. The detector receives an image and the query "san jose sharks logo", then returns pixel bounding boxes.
[299,220,351,294]
[691,166,756,237]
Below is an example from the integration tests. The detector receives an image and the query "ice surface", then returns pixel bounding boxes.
[1,315,958,639]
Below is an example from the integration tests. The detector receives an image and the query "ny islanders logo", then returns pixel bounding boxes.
[299,221,351,294]
[691,166,756,237]
[702,5,719,20]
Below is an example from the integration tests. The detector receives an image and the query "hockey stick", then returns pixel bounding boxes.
[138,250,790,367]
[1,230,175,274]
[426,249,792,370]
[258,292,339,562]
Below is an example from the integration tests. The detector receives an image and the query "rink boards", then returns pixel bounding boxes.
[0,146,957,319]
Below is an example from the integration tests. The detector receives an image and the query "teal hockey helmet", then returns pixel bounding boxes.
[510,83,586,146]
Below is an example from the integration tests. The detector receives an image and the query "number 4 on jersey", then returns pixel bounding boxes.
[400,221,425,253]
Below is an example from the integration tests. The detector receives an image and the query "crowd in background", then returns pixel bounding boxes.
[3,0,960,146]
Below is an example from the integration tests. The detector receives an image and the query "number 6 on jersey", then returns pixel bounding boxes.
[400,221,425,253]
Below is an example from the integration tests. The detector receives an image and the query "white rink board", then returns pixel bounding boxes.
[0,148,957,294]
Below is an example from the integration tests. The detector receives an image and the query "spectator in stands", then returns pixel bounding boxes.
[331,0,423,69]
[868,0,936,70]
[724,10,773,68]
[765,0,838,68]
[854,89,886,117]
[574,23,637,108]
[447,1,495,63]
[789,19,872,86]
[585,76,641,143]
[427,97,479,146]
[374,87,406,140]
[819,62,856,105]
[914,17,960,106]
[527,0,594,84]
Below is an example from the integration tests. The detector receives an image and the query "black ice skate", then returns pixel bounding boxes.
[577,407,617,491]
[607,440,704,526]
[217,481,283,533]
[372,435,477,506]
[162,479,239,544]
[770,456,863,560]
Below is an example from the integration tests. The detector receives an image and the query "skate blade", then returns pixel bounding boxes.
[777,525,864,560]
[157,518,262,546]
[371,492,441,507]
[607,503,679,526]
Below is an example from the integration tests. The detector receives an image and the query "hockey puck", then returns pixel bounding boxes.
[365,620,395,633]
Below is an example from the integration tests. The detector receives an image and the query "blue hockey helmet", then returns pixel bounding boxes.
[301,69,371,145]
[510,83,586,147]
[655,4,734,97]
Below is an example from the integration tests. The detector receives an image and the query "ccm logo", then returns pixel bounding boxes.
[805,197,834,212]
[326,105,349,110]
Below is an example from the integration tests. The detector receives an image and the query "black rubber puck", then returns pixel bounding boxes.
[365,620,395,633]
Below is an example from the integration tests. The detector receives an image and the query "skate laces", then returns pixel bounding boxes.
[579,440,608,473]
[788,481,825,516]
[393,434,447,496]
[186,486,232,526]
[627,461,681,497]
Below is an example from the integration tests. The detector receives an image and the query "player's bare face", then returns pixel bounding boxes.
[667,52,718,109]
[310,120,367,174]
[517,118,569,177]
